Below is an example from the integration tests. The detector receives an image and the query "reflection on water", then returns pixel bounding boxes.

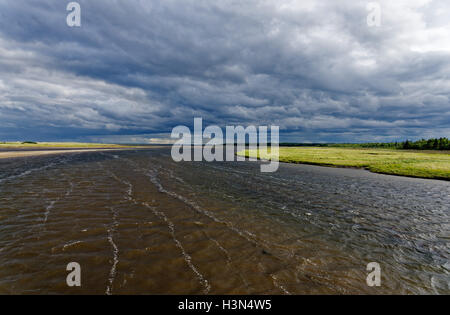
[0,148,448,294]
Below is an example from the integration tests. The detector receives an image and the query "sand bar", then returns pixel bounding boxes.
[0,149,132,159]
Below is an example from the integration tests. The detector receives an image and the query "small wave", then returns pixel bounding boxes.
[62,241,83,251]
[142,202,211,294]
[0,163,57,184]
[42,179,75,226]
[106,207,120,295]
[145,165,268,248]
[101,160,212,293]
[99,163,134,202]
[106,230,119,295]
[0,155,75,185]
[270,274,291,295]
[43,201,56,224]
[65,182,75,196]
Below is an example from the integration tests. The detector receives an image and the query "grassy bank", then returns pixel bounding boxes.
[0,142,131,149]
[238,147,450,180]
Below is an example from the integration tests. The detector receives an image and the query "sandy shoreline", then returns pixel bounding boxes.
[0,148,133,159]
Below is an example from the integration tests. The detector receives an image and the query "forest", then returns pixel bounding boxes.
[280,137,450,150]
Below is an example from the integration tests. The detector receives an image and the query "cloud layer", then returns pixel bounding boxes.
[0,0,449,142]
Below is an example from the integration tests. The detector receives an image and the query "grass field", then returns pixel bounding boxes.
[238,147,450,180]
[0,142,130,149]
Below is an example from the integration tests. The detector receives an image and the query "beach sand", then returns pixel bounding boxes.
[0,149,128,159]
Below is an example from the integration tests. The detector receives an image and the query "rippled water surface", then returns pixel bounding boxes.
[0,148,449,294]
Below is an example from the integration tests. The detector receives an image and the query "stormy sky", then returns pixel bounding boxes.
[0,0,449,143]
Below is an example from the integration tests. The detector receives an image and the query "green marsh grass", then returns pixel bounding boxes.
[238,147,450,180]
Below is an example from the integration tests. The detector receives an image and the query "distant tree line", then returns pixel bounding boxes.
[280,137,450,150]
[401,138,450,150]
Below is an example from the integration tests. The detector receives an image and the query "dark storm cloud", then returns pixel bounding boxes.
[0,0,449,142]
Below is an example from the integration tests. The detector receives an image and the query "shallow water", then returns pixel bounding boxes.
[0,148,448,294]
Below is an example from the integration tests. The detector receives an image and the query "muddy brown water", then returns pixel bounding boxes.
[0,148,448,294]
